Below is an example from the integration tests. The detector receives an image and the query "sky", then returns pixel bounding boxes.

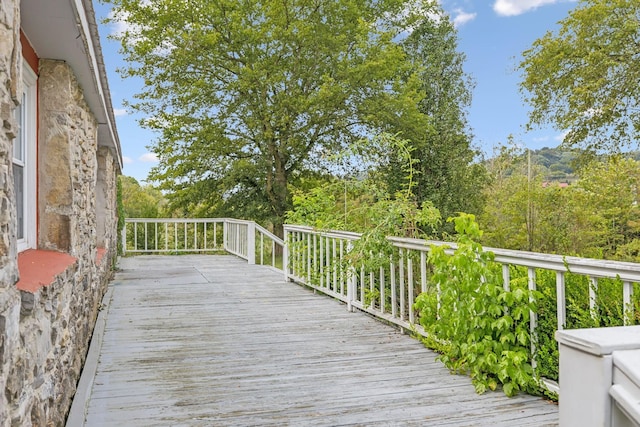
[93,0,580,183]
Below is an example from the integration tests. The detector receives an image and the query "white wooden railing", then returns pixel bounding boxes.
[122,218,284,268]
[283,224,640,394]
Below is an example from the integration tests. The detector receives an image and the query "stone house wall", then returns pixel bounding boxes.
[0,0,20,289]
[0,1,121,425]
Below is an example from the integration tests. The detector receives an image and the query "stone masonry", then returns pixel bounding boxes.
[0,1,120,425]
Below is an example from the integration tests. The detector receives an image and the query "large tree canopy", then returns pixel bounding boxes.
[107,0,438,232]
[107,0,482,235]
[520,0,640,153]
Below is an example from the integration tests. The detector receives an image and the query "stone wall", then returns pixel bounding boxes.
[0,0,22,423]
[0,0,20,289]
[97,146,118,254]
[0,4,120,425]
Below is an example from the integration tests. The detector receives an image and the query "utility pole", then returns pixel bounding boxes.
[527,149,533,251]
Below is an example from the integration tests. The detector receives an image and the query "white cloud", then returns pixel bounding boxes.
[139,152,159,163]
[452,9,477,27]
[493,0,559,16]
[532,136,550,142]
[107,10,132,37]
[108,6,175,54]
[113,108,128,117]
[122,156,133,164]
[554,131,570,142]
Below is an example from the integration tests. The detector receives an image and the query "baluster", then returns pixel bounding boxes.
[184,221,188,251]
[556,271,566,331]
[307,233,312,284]
[502,264,510,292]
[313,233,318,286]
[399,249,405,320]
[339,239,344,295]
[203,222,207,250]
[408,255,414,324]
[589,277,598,320]
[420,251,427,294]
[346,240,354,312]
[326,237,331,290]
[165,222,168,251]
[369,268,375,310]
[174,222,178,252]
[380,266,385,314]
[299,232,304,277]
[360,265,365,303]
[319,235,325,288]
[528,267,538,370]
[391,255,397,318]
[260,232,264,265]
[623,281,634,326]
[333,239,338,293]
[194,222,198,251]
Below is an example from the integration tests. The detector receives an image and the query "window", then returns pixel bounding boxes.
[13,60,37,252]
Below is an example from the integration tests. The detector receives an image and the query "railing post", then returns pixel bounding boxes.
[556,326,640,426]
[346,241,355,312]
[247,222,256,265]
[121,223,127,255]
[223,220,228,252]
[283,226,290,282]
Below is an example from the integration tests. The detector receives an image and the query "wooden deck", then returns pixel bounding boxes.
[76,255,558,426]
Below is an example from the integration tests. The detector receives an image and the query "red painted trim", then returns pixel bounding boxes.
[20,30,38,75]
[20,30,40,247]
[16,250,77,293]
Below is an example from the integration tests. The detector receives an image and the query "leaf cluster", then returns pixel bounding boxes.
[520,0,640,153]
[415,213,538,396]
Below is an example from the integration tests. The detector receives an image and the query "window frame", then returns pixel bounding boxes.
[13,59,37,252]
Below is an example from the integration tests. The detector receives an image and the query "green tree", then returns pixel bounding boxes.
[287,133,441,271]
[480,144,595,255]
[520,0,640,153]
[119,176,165,218]
[575,157,640,258]
[480,148,640,259]
[384,3,486,231]
[106,0,433,235]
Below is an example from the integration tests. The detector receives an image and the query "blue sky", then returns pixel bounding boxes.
[94,0,579,183]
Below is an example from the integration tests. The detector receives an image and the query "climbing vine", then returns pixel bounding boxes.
[415,213,540,396]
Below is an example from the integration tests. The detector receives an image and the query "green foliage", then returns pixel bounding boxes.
[415,214,538,396]
[386,4,487,233]
[119,176,165,218]
[287,186,345,231]
[481,146,640,261]
[520,0,640,153]
[287,133,442,270]
[106,0,445,234]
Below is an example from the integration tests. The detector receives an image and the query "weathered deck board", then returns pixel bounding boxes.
[81,255,558,426]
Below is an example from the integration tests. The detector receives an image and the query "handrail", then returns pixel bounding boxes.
[122,218,284,269]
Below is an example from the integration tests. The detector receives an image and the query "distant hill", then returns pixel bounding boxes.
[530,146,576,183]
[487,146,640,183]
